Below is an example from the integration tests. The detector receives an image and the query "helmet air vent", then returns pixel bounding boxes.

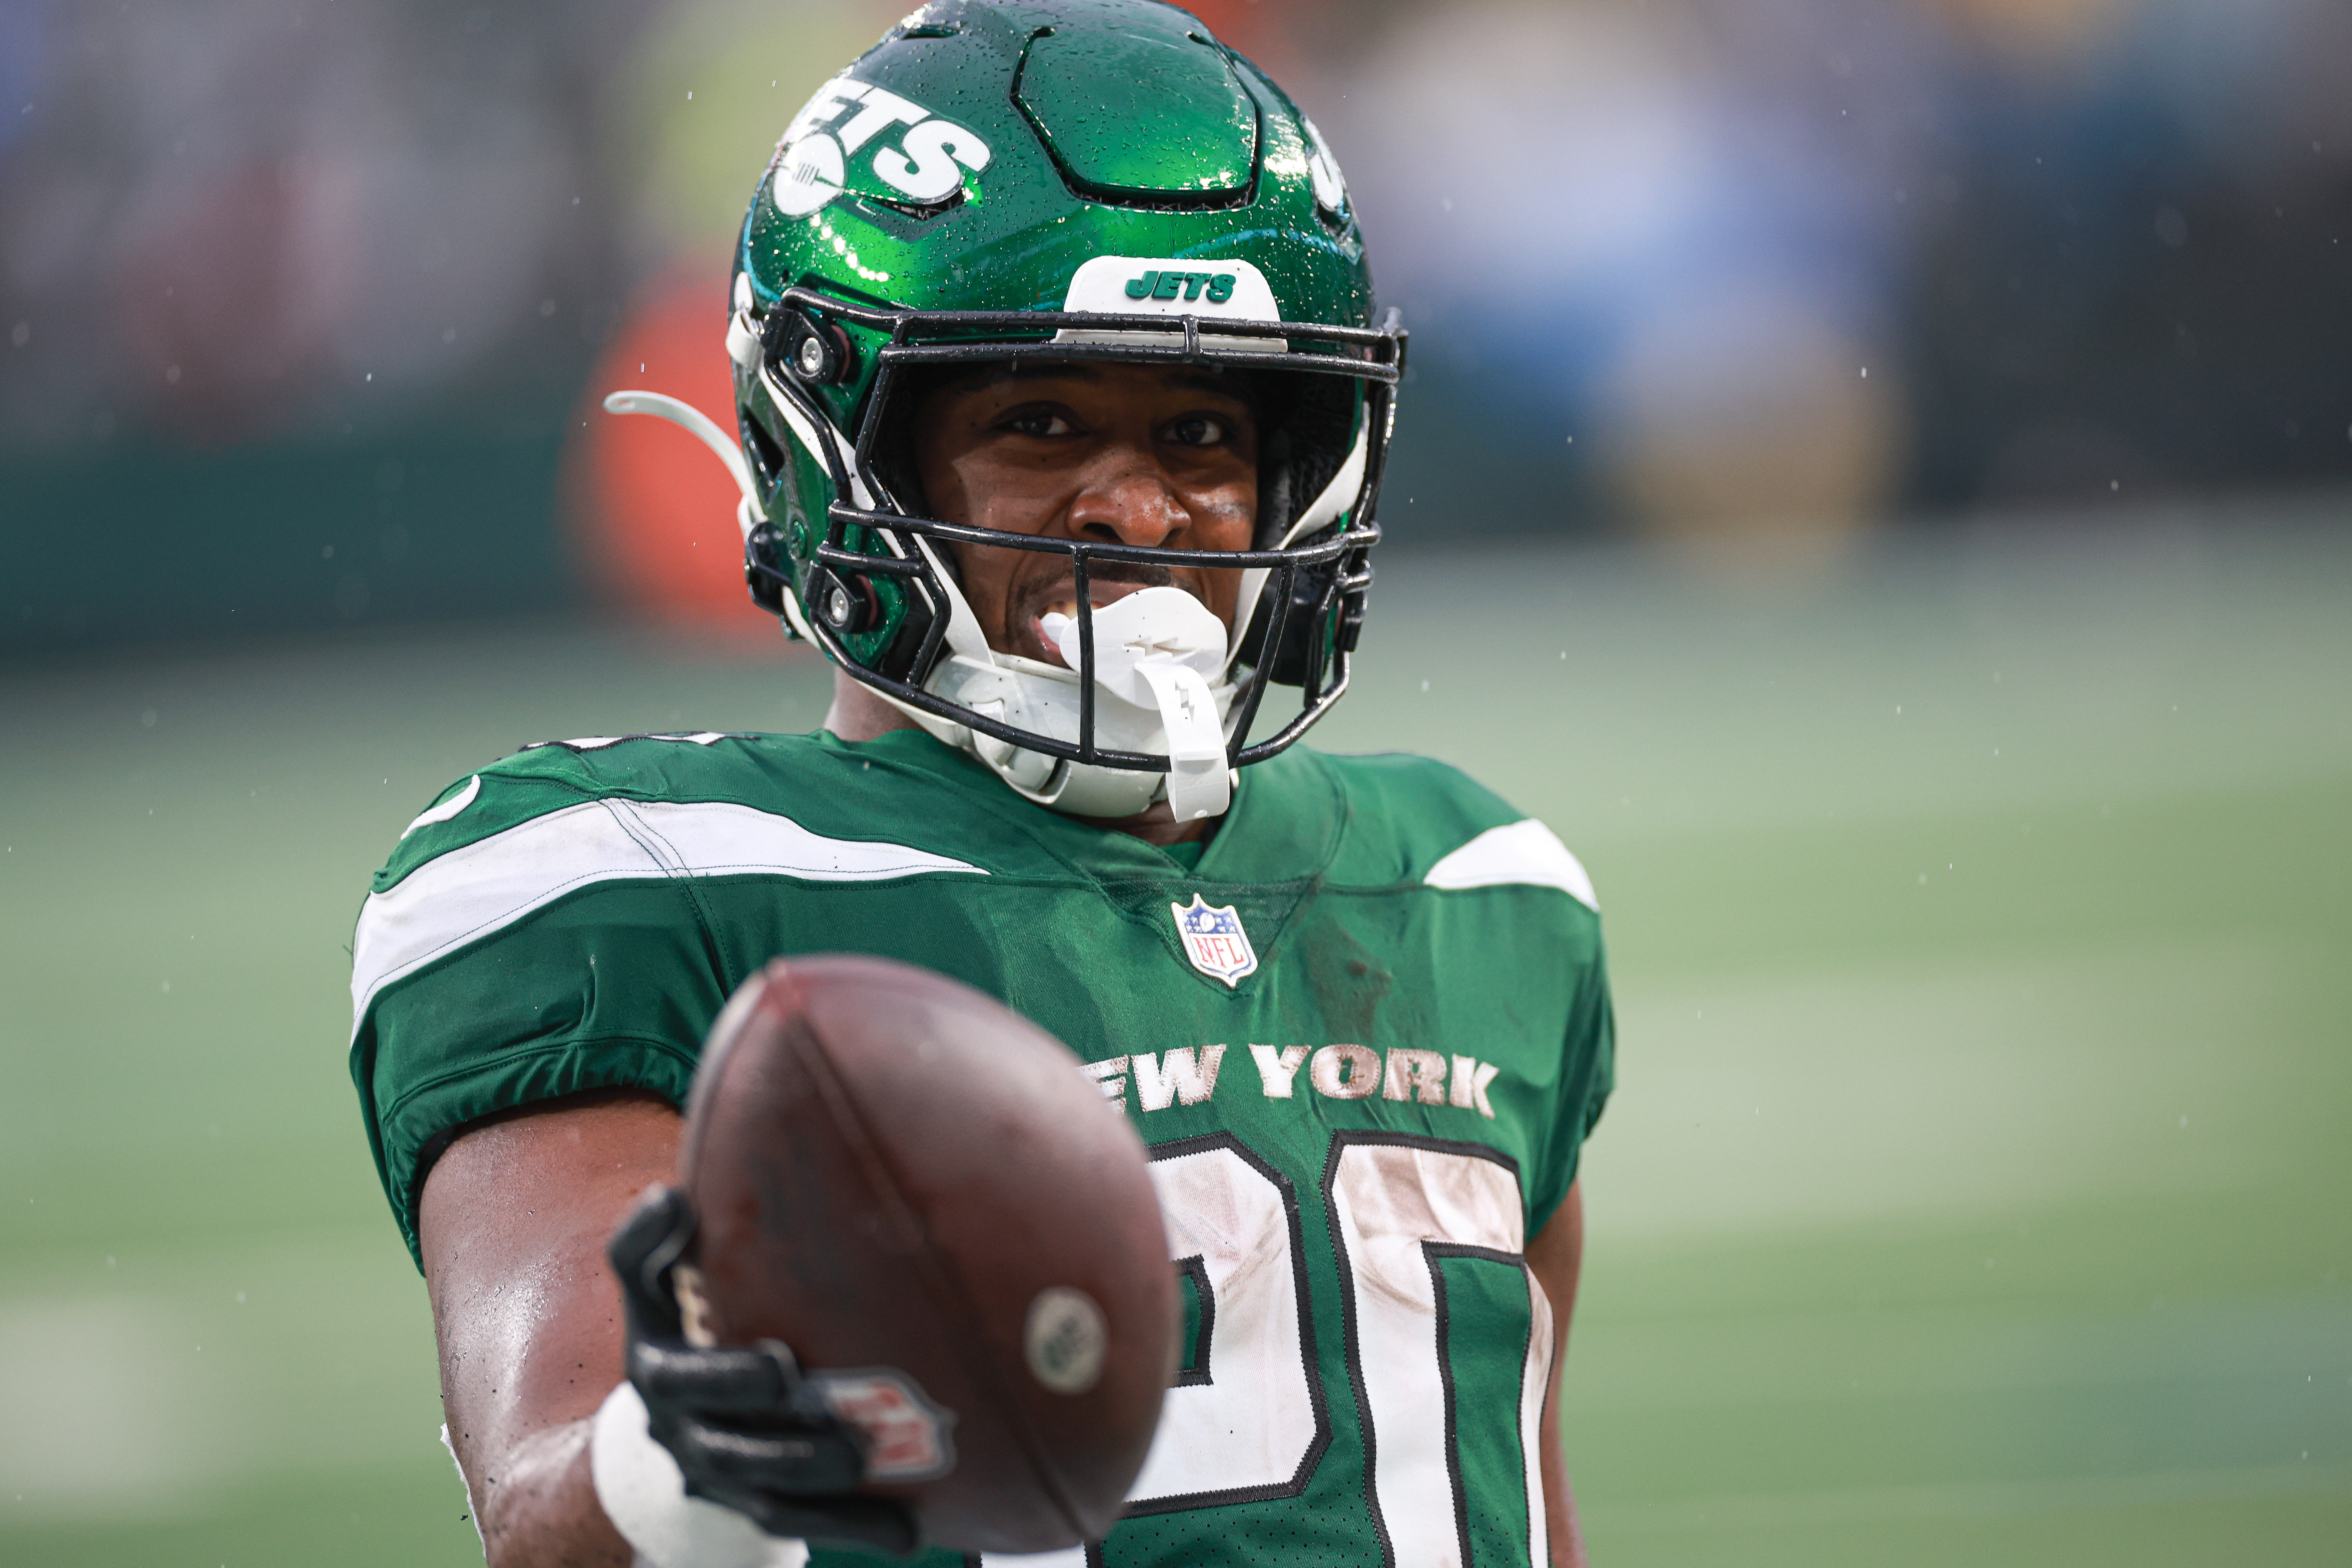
[1012,22,1259,211]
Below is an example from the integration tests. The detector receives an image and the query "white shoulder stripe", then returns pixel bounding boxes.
[528,732,730,752]
[351,798,985,1038]
[400,774,480,840]
[1423,818,1597,910]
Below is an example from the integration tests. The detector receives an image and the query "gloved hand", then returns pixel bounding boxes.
[608,1185,920,1556]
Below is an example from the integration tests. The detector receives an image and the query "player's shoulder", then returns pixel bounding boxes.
[369,729,974,892]
[1309,747,1519,830]
[1307,748,1598,912]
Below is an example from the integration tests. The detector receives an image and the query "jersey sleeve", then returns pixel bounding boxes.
[1534,916,1613,1237]
[347,760,724,1269]
[348,737,998,1269]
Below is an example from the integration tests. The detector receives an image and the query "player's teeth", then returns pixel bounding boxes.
[1047,599,1078,619]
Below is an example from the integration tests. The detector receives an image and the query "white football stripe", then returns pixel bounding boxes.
[351,798,985,1039]
[399,774,480,840]
[1423,818,1597,911]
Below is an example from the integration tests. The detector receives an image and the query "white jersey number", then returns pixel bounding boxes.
[982,1133,1550,1568]
[1326,1134,1553,1568]
[1128,1134,1329,1511]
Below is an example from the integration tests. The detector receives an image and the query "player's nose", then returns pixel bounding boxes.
[1064,444,1189,548]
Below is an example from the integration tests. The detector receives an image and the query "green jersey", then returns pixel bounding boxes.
[350,727,1613,1568]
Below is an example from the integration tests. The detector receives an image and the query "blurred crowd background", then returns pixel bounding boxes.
[3,0,2347,652]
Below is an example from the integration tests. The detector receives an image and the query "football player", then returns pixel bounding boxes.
[349,2,1613,1565]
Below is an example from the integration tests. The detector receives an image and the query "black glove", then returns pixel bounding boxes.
[608,1185,920,1556]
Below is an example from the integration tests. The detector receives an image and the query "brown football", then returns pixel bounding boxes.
[675,954,1173,1555]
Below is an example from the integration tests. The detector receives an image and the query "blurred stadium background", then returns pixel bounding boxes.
[2,0,2346,1563]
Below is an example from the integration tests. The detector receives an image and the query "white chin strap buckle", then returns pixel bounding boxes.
[1044,586,1233,821]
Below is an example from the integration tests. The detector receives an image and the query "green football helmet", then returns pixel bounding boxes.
[621,0,1403,820]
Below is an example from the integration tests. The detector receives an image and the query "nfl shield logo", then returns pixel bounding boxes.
[1171,893,1258,987]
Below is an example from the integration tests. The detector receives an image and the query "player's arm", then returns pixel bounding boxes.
[1528,1180,1590,1568]
[420,1088,682,1567]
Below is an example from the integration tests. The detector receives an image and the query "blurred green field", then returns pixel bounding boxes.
[3,506,2347,1565]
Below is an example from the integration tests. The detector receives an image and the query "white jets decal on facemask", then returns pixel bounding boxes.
[771,74,992,218]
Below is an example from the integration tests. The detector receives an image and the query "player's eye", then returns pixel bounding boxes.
[1165,415,1228,448]
[999,406,1076,439]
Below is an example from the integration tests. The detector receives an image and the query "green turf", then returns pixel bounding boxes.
[2,512,2346,1563]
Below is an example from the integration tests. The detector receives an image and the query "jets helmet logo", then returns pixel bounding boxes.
[772,74,992,218]
[1171,894,1258,987]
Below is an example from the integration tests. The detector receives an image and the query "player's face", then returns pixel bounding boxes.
[911,363,1259,666]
